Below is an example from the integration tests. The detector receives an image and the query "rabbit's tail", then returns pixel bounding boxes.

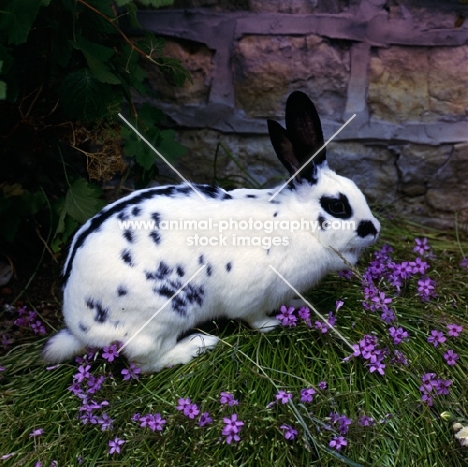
[42,329,85,363]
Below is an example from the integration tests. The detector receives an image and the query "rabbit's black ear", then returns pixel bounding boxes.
[285,91,326,168]
[267,119,312,185]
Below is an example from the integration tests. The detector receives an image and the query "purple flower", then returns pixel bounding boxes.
[368,361,386,375]
[276,306,297,327]
[414,238,430,256]
[330,413,352,434]
[447,323,463,337]
[222,414,244,444]
[329,436,347,451]
[141,413,166,431]
[380,307,395,324]
[358,415,375,427]
[280,424,298,440]
[108,437,125,454]
[298,306,311,322]
[131,413,141,422]
[30,320,47,335]
[220,392,239,406]
[300,388,316,403]
[409,257,429,275]
[102,344,120,362]
[434,379,452,395]
[29,428,44,437]
[121,363,141,380]
[176,397,191,412]
[338,269,353,279]
[371,291,393,310]
[461,257,468,270]
[318,381,327,390]
[444,350,459,366]
[198,412,213,427]
[427,330,446,348]
[418,277,437,301]
[74,365,91,383]
[335,300,344,311]
[275,390,293,404]
[184,403,200,419]
[97,412,114,431]
[388,327,409,345]
[1,334,14,350]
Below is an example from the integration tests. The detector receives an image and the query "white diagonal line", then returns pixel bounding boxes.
[119,265,207,352]
[118,113,206,201]
[269,265,355,351]
[268,113,356,202]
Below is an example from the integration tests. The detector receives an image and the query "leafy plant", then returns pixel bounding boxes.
[0,0,190,258]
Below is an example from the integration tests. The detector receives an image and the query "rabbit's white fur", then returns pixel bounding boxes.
[43,92,380,372]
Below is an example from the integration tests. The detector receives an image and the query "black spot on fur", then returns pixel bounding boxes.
[198,254,204,265]
[156,284,175,299]
[246,194,257,198]
[273,212,278,218]
[185,283,204,307]
[149,231,161,245]
[95,303,109,323]
[121,249,134,267]
[146,261,173,281]
[226,262,232,272]
[117,286,128,297]
[270,200,281,205]
[206,264,213,277]
[86,298,109,323]
[132,206,142,216]
[117,210,130,221]
[176,264,185,277]
[151,212,161,225]
[175,185,192,195]
[266,249,270,255]
[79,322,89,333]
[123,230,134,243]
[195,184,232,200]
[171,295,188,315]
[318,215,326,230]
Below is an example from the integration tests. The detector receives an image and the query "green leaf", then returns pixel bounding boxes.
[158,129,187,163]
[59,69,122,120]
[158,56,192,86]
[0,0,45,45]
[73,36,115,63]
[56,178,104,234]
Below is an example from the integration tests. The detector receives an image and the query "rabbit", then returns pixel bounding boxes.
[42,91,380,373]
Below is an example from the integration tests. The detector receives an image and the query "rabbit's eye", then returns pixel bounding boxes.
[320,194,352,219]
[329,202,345,215]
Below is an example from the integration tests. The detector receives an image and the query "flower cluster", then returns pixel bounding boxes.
[419,373,452,406]
[13,305,47,336]
[276,301,341,333]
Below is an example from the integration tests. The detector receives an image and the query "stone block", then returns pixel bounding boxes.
[143,39,214,104]
[173,130,284,188]
[327,142,398,205]
[394,144,453,195]
[369,45,468,123]
[232,35,350,119]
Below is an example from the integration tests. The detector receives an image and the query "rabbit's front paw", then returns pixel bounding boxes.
[160,333,220,368]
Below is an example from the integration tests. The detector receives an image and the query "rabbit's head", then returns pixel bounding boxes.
[268,91,380,267]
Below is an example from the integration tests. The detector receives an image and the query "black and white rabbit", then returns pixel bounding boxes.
[43,91,380,372]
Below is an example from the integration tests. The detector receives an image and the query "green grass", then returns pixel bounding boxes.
[1,217,468,466]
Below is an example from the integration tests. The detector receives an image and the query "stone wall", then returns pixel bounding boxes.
[135,0,468,230]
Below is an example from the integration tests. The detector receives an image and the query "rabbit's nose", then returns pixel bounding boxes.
[356,220,378,238]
